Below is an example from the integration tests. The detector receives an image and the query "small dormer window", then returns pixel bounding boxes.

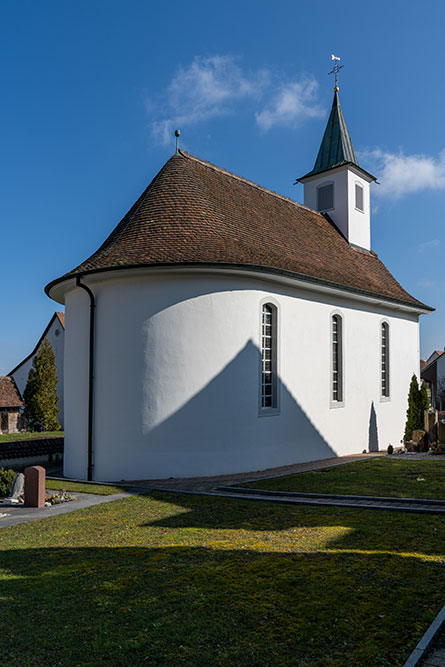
[355,183,364,212]
[317,183,334,212]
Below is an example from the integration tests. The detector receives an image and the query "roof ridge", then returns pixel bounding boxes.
[179,150,320,216]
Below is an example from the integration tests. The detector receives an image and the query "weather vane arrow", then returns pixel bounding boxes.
[329,54,344,91]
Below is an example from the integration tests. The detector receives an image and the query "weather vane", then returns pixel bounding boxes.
[329,54,343,91]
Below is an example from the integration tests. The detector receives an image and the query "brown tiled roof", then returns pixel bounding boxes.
[0,377,23,408]
[49,151,431,311]
[56,312,65,328]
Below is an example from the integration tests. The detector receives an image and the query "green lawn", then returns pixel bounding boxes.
[0,491,443,666]
[241,458,445,500]
[46,479,130,496]
[0,431,63,443]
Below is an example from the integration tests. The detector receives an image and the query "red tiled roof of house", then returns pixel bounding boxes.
[56,312,65,328]
[0,377,23,408]
[48,151,431,311]
[420,360,427,371]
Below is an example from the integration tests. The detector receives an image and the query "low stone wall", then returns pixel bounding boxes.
[0,437,64,463]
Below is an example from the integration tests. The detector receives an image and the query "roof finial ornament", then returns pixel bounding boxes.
[174,129,181,155]
[329,54,343,92]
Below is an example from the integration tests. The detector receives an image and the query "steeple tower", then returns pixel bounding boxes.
[299,77,376,252]
[304,91,359,178]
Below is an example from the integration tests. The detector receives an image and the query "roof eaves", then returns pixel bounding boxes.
[297,161,377,183]
[44,261,434,314]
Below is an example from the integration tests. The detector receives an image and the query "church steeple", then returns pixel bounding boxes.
[299,74,376,252]
[302,90,359,179]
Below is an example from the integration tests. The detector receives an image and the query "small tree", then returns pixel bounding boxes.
[23,337,60,431]
[419,380,430,416]
[404,374,421,441]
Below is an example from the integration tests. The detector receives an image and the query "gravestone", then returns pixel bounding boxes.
[24,466,45,508]
[1,473,24,504]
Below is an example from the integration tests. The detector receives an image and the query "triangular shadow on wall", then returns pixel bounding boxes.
[138,340,336,478]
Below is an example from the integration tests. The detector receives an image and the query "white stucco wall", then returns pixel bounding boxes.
[11,316,65,427]
[303,166,372,250]
[62,270,420,481]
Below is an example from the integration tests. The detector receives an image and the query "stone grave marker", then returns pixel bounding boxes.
[24,466,45,508]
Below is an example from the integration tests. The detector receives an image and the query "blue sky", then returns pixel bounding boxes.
[1,0,444,372]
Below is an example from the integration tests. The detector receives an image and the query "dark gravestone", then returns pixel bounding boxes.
[24,466,45,508]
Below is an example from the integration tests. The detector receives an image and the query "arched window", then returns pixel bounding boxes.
[381,322,390,398]
[332,315,343,403]
[261,303,277,409]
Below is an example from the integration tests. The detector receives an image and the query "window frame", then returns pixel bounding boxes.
[380,321,391,401]
[316,181,335,213]
[258,298,280,416]
[330,311,345,408]
[355,181,364,213]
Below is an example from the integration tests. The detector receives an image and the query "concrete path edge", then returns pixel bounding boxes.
[403,605,445,667]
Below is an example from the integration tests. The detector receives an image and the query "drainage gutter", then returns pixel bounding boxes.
[75,276,95,481]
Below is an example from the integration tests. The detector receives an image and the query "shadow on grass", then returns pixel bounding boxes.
[143,490,445,555]
[0,543,442,667]
[0,491,443,666]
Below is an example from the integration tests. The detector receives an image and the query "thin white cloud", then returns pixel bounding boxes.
[147,56,322,146]
[417,279,435,288]
[255,79,323,131]
[149,56,267,145]
[419,239,440,252]
[360,148,445,197]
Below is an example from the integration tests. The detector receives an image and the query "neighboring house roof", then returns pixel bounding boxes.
[425,350,444,365]
[420,360,427,371]
[0,377,23,408]
[299,91,376,181]
[8,312,65,376]
[46,151,431,312]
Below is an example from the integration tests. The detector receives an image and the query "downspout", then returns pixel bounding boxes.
[76,276,95,481]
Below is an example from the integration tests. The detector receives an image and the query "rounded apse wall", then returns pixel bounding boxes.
[62,270,418,481]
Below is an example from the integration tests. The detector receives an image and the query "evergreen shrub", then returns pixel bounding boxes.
[0,467,17,498]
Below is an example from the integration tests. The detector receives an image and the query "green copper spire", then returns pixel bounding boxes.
[300,90,361,179]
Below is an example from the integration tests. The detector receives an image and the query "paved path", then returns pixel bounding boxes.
[127,452,385,491]
[422,630,445,667]
[0,488,144,530]
[153,486,445,515]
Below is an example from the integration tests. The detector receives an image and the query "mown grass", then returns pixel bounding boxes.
[0,431,63,443]
[46,480,129,496]
[241,458,445,500]
[0,491,443,666]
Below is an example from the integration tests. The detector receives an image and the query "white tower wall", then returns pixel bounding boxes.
[302,165,372,251]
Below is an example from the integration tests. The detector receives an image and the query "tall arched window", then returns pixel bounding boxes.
[332,315,343,403]
[261,303,277,409]
[381,322,390,397]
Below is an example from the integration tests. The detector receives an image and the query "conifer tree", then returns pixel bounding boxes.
[23,338,60,431]
[419,380,430,422]
[404,374,421,441]
[403,375,429,441]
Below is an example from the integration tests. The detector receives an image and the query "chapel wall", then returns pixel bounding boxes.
[63,271,420,481]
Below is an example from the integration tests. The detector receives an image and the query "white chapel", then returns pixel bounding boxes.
[47,86,432,481]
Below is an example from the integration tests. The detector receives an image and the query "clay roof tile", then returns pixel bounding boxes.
[48,151,431,311]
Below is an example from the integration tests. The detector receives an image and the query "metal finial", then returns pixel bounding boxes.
[328,54,344,91]
[174,129,181,154]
